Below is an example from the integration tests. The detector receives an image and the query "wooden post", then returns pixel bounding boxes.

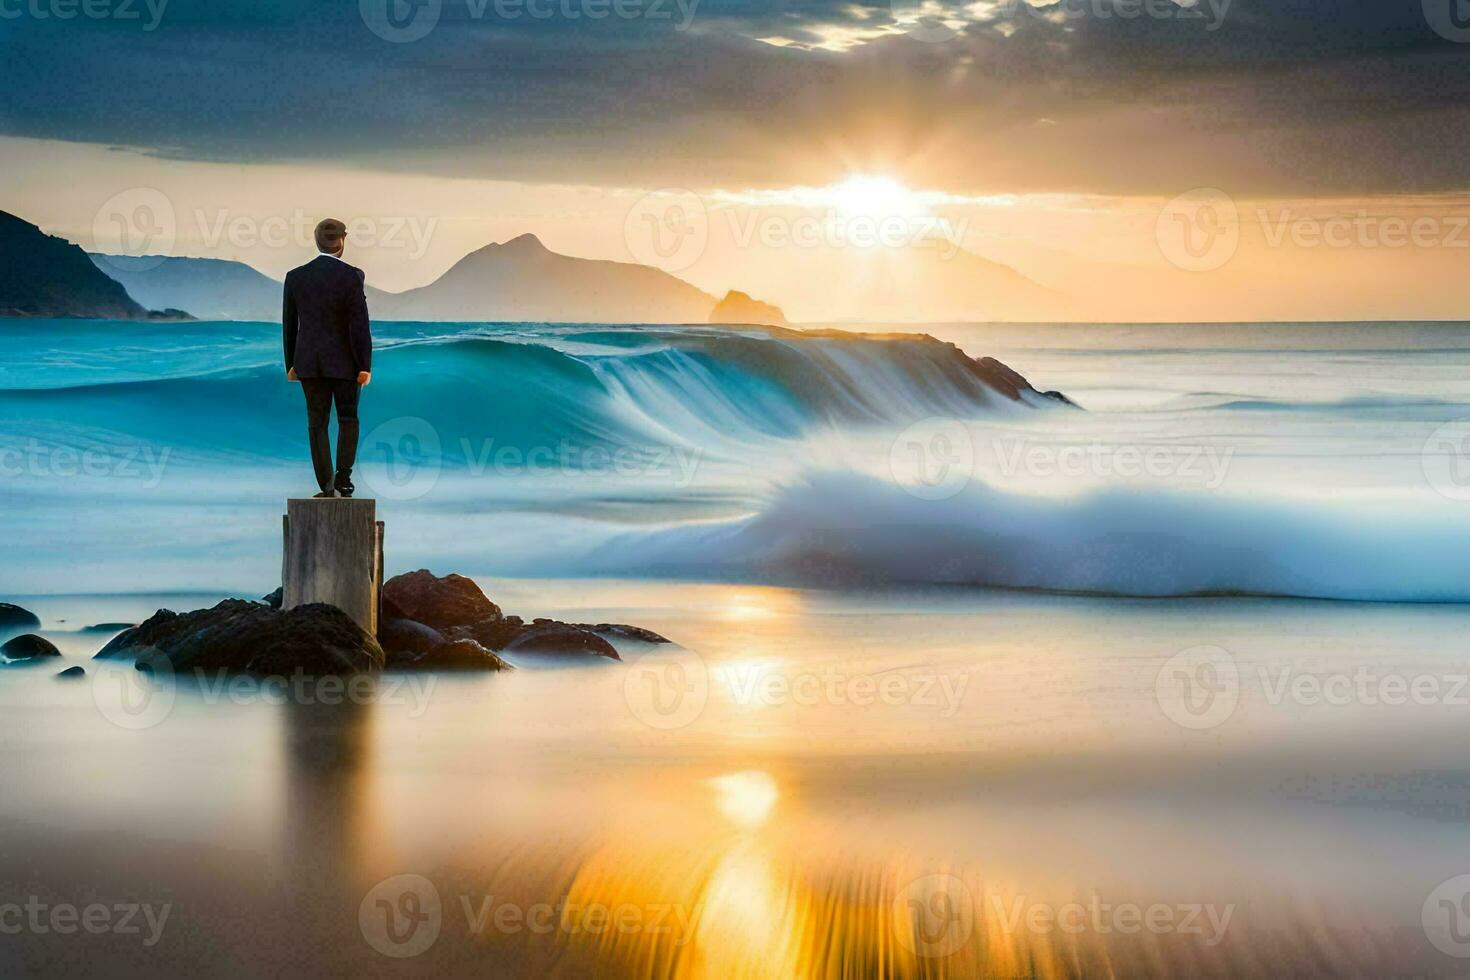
[281,498,381,635]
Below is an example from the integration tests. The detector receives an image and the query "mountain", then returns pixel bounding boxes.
[0,211,187,319]
[370,234,717,323]
[709,290,787,327]
[90,254,281,321]
[825,245,1072,323]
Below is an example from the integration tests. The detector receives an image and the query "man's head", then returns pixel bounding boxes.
[314,218,347,256]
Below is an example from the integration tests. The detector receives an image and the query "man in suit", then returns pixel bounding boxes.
[283,219,373,498]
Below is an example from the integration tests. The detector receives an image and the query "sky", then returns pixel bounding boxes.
[4,0,1470,320]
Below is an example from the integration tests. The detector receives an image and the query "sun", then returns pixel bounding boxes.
[825,174,929,222]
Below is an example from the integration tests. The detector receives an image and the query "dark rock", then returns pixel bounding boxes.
[261,587,283,609]
[503,623,620,661]
[96,599,381,675]
[412,638,512,672]
[82,622,136,633]
[968,355,1075,407]
[381,592,409,622]
[574,623,671,645]
[1,633,61,661]
[446,616,527,651]
[56,666,86,680]
[0,602,41,633]
[378,618,445,667]
[381,570,501,631]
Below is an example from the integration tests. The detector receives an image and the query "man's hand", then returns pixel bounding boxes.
[358,371,371,387]
[286,367,298,381]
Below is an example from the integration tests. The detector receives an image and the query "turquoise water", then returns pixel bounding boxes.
[3,319,1470,597]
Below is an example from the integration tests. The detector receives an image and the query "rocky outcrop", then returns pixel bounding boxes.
[379,618,446,667]
[410,638,511,672]
[56,666,86,680]
[82,622,136,633]
[504,622,619,660]
[709,290,787,327]
[1,633,61,661]
[968,355,1075,406]
[574,623,671,645]
[381,570,501,631]
[0,602,41,634]
[95,599,382,675]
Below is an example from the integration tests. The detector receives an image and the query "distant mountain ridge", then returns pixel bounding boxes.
[90,254,281,321]
[367,234,717,323]
[0,211,187,320]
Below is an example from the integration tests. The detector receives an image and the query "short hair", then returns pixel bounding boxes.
[315,218,347,253]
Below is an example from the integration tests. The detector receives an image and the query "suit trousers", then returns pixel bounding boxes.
[300,378,361,493]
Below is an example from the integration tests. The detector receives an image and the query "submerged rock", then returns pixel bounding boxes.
[574,623,671,645]
[1,633,61,661]
[503,623,620,660]
[56,666,86,680]
[968,355,1075,406]
[379,617,446,667]
[382,570,501,631]
[411,638,512,672]
[0,602,41,633]
[96,599,382,675]
[445,615,526,651]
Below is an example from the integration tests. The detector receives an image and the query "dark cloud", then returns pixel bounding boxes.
[3,0,1469,194]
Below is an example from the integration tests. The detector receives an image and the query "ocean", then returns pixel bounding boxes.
[2,319,1470,976]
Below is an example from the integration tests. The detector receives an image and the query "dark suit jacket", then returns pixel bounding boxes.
[283,254,373,380]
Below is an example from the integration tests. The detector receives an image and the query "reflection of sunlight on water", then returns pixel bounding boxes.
[707,770,778,829]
